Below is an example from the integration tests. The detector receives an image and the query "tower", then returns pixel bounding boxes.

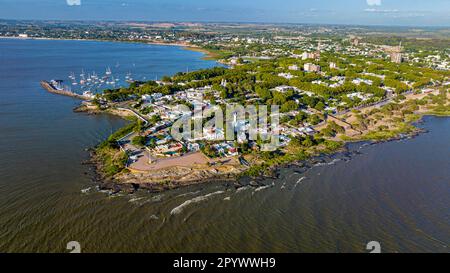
[315,41,321,60]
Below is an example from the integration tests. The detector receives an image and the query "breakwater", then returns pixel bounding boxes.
[40,80,91,100]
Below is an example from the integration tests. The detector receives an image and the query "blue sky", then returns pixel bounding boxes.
[1,0,450,26]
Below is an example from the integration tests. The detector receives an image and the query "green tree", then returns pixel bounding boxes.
[132,135,146,147]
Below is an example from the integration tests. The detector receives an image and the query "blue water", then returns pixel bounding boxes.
[0,38,449,253]
[0,38,218,184]
[0,38,219,252]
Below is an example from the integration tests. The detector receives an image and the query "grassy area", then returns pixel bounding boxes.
[335,90,449,143]
[424,104,450,116]
[95,119,138,177]
[240,139,344,178]
[362,122,416,141]
[95,146,129,177]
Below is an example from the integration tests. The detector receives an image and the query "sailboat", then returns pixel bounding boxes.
[109,76,116,85]
[126,72,134,83]
[80,74,86,85]
[106,67,112,75]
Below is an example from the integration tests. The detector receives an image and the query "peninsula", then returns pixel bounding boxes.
[31,21,449,193]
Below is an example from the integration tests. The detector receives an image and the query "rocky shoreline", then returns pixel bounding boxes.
[86,128,423,196]
[76,101,432,196]
[92,148,246,195]
[85,148,247,194]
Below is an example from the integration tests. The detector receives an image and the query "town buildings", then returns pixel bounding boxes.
[304,63,321,73]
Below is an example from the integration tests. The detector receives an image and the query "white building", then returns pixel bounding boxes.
[347,92,373,101]
[352,78,373,86]
[302,52,317,60]
[278,73,296,80]
[273,85,300,93]
[304,63,321,73]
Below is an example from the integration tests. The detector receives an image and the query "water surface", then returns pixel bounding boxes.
[0,39,449,253]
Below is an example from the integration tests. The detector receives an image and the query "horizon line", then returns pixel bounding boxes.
[1,18,450,29]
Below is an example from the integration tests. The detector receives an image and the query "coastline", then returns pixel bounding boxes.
[79,100,448,195]
[64,72,450,195]
[74,104,248,194]
[29,36,449,195]
[0,36,222,61]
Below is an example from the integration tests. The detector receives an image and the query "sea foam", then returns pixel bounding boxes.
[170,190,224,215]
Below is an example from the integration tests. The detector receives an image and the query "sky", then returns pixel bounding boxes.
[1,0,450,27]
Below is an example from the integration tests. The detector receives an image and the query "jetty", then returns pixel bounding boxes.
[40,80,92,100]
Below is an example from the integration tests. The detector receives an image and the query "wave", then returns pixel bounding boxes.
[294,176,307,188]
[175,190,201,198]
[314,158,341,167]
[170,190,224,215]
[128,194,163,206]
[359,143,370,149]
[236,186,251,193]
[81,187,91,194]
[253,183,275,193]
[108,193,124,198]
[151,194,164,202]
[129,197,145,203]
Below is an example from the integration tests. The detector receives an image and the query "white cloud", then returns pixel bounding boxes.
[66,0,81,6]
[366,0,382,6]
[365,8,399,13]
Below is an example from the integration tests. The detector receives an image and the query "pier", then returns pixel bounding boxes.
[40,80,92,100]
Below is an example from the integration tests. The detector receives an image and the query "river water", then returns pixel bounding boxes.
[0,38,448,253]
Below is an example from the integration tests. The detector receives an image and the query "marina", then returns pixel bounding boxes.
[67,68,132,90]
[41,66,140,101]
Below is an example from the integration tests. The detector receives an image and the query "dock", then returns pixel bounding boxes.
[40,80,92,100]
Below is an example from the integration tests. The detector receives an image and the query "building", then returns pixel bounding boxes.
[315,41,321,60]
[304,63,321,73]
[278,73,296,80]
[220,79,228,87]
[329,62,338,69]
[288,64,299,71]
[272,85,300,93]
[153,143,183,157]
[352,78,373,86]
[347,92,373,101]
[301,47,320,61]
[301,52,316,60]
[229,57,241,65]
